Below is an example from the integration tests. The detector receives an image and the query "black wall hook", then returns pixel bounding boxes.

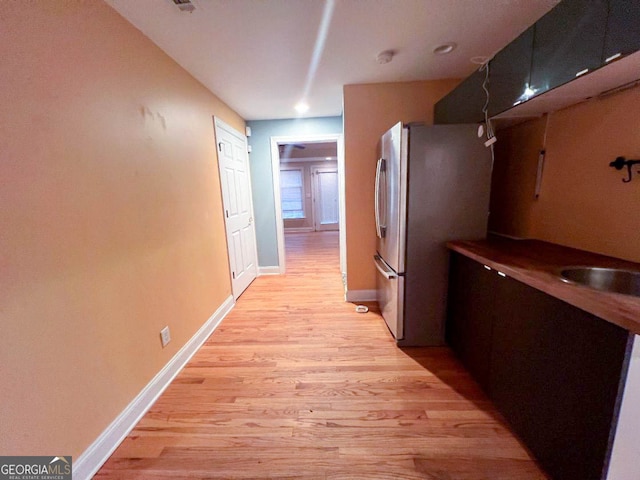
[609,156,640,183]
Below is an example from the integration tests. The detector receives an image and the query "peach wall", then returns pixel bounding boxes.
[343,80,459,292]
[489,116,547,238]
[0,0,243,457]
[490,84,640,263]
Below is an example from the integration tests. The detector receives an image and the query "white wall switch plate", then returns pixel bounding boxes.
[160,326,171,347]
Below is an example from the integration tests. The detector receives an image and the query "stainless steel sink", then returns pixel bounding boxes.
[560,267,640,297]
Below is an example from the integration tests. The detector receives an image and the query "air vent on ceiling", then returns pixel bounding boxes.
[172,0,195,13]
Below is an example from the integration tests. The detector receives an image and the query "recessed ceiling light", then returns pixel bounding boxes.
[433,43,457,55]
[294,101,309,113]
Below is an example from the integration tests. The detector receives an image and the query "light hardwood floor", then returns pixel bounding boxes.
[96,231,547,479]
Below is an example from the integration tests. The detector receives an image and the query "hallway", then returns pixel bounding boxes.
[96,231,546,479]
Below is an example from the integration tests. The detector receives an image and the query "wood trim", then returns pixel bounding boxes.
[73,296,234,480]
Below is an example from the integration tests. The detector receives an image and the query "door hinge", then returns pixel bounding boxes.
[225,209,229,218]
[232,271,235,279]
[218,142,223,151]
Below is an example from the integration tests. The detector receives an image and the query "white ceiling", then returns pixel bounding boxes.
[105,0,560,121]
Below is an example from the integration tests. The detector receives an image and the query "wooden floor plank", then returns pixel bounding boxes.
[96,231,547,479]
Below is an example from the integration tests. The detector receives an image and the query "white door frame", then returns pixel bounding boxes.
[214,116,259,299]
[270,133,345,275]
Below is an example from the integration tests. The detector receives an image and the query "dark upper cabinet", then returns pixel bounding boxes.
[434,0,639,123]
[488,26,535,116]
[604,0,640,60]
[530,0,608,95]
[433,68,486,124]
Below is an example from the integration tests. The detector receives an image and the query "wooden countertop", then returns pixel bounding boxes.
[447,237,640,335]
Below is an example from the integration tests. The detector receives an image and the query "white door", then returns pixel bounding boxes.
[312,166,339,231]
[214,118,257,299]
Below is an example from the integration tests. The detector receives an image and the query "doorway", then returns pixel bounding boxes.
[270,134,345,275]
[311,164,339,232]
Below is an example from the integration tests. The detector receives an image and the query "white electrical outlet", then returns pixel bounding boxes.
[160,326,171,347]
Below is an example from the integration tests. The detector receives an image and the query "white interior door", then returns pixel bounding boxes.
[214,118,257,299]
[312,166,339,231]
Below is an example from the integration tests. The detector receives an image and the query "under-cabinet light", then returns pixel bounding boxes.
[606,53,622,63]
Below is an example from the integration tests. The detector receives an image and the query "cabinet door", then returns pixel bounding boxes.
[490,276,630,480]
[488,26,534,116]
[434,69,487,125]
[530,0,608,95]
[445,253,497,391]
[604,0,640,60]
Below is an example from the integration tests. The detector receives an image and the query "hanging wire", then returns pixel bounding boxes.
[479,61,495,140]
[478,59,496,169]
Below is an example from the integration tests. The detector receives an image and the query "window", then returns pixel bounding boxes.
[280,168,305,219]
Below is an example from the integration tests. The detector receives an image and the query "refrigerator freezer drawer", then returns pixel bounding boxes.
[374,255,404,341]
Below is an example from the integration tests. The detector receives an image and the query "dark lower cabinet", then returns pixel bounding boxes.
[446,252,632,480]
[446,253,496,390]
[490,278,630,480]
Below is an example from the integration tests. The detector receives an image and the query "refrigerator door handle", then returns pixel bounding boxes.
[374,158,382,238]
[374,158,387,238]
[374,254,397,279]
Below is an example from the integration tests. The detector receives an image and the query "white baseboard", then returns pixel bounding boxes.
[258,266,281,276]
[345,289,377,302]
[73,295,235,480]
[284,227,314,233]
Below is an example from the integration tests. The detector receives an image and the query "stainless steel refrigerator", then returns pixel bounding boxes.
[373,122,493,346]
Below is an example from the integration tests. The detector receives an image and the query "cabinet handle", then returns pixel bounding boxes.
[373,255,397,279]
